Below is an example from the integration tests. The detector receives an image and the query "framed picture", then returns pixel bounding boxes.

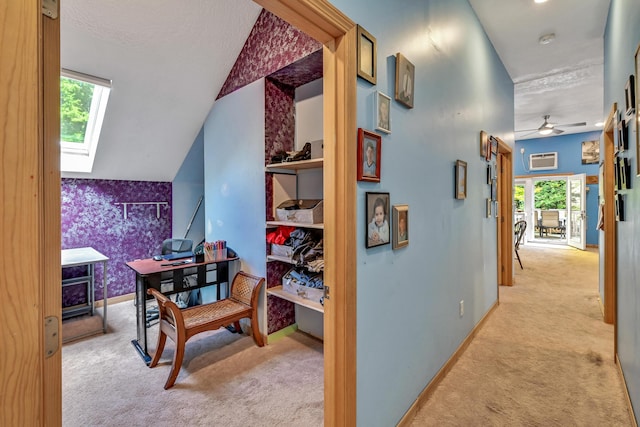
[636,43,640,175]
[480,130,490,160]
[392,204,409,249]
[486,198,492,218]
[357,128,382,182]
[615,194,625,222]
[455,160,467,200]
[375,91,391,134]
[395,53,415,108]
[625,74,635,116]
[366,192,390,248]
[486,164,492,185]
[490,135,498,156]
[357,25,377,85]
[617,118,628,152]
[581,140,599,164]
[491,178,497,201]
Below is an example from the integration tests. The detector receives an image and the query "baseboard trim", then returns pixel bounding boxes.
[94,293,135,308]
[586,244,599,248]
[267,323,298,344]
[616,354,638,427]
[397,300,500,427]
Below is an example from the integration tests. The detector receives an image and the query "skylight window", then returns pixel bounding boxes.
[60,69,111,173]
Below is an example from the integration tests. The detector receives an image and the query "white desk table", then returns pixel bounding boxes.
[61,247,109,341]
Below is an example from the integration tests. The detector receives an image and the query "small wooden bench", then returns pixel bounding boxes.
[147,271,265,389]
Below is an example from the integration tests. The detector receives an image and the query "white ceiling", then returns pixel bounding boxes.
[61,0,261,181]
[61,0,612,181]
[469,0,611,140]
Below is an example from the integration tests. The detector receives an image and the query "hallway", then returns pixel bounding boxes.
[410,245,634,426]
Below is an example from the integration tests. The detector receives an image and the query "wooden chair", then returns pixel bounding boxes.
[147,271,265,389]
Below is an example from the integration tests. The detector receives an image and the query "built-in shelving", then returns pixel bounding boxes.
[267,285,324,313]
[266,220,324,229]
[265,158,323,174]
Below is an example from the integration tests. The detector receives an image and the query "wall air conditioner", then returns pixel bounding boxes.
[529,152,558,171]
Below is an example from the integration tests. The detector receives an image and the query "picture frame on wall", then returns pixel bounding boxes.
[392,204,409,249]
[581,140,600,164]
[366,192,390,248]
[486,198,492,218]
[617,118,628,152]
[635,43,640,175]
[455,160,467,200]
[625,74,635,116]
[357,25,377,85]
[395,53,415,108]
[375,91,391,134]
[490,135,498,156]
[615,194,625,222]
[357,128,382,182]
[480,130,490,160]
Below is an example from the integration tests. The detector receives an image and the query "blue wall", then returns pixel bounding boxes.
[514,131,601,246]
[173,127,205,244]
[604,0,640,420]
[331,1,513,425]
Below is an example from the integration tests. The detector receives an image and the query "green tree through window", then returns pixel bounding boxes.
[60,77,94,143]
[534,180,566,210]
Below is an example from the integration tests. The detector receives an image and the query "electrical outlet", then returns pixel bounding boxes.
[459,300,464,317]
[520,147,525,154]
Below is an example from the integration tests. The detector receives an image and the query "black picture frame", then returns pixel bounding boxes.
[455,160,467,200]
[625,74,635,116]
[615,194,625,221]
[366,192,390,248]
[395,53,415,108]
[357,25,377,85]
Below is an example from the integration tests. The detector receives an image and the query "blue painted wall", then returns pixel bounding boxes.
[173,127,205,245]
[331,1,513,425]
[604,0,640,420]
[514,131,601,246]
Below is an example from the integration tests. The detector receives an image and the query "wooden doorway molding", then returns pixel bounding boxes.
[1,2,62,425]
[254,1,357,425]
[602,104,617,333]
[496,137,514,287]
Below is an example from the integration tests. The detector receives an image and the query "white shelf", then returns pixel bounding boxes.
[265,158,323,173]
[266,220,324,229]
[267,285,324,314]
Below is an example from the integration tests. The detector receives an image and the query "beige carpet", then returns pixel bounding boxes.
[62,301,324,426]
[410,244,634,426]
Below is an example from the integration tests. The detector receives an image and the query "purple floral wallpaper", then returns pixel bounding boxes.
[61,179,172,305]
[217,9,322,99]
[267,261,296,334]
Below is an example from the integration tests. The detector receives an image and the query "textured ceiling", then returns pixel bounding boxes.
[61,0,262,181]
[469,0,611,140]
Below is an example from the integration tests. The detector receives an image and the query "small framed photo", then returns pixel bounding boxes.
[490,135,498,156]
[392,205,409,249]
[625,74,635,116]
[357,25,377,85]
[486,198,492,218]
[486,164,492,185]
[375,91,391,134]
[615,194,625,222]
[455,160,467,200]
[581,140,600,164]
[357,128,382,182]
[491,178,497,201]
[395,53,415,108]
[366,192,390,248]
[480,130,490,160]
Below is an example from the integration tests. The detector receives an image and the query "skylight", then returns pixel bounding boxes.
[60,69,111,173]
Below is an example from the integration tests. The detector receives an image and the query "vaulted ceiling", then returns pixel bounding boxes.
[61,0,611,181]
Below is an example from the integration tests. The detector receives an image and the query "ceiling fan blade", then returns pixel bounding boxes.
[558,122,587,127]
[516,130,542,139]
[552,128,564,135]
[515,127,540,132]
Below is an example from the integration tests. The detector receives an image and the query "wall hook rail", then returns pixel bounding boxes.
[114,201,168,219]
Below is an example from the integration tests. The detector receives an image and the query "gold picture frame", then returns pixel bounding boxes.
[455,160,467,200]
[357,25,377,85]
[392,205,409,249]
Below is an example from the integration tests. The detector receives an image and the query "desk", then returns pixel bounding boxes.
[61,247,109,341]
[126,255,238,364]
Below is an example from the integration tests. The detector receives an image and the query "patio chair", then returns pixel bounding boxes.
[514,220,526,269]
[539,210,564,238]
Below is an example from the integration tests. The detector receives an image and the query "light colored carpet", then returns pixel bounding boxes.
[62,300,324,426]
[410,244,634,426]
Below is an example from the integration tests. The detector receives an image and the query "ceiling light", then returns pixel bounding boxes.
[539,33,555,45]
[534,0,548,3]
[595,122,604,127]
[539,128,553,135]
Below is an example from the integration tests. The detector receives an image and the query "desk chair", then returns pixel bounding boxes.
[514,220,526,269]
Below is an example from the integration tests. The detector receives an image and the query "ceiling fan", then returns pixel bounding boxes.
[517,115,587,137]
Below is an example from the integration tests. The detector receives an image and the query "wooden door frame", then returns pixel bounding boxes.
[496,138,513,287]
[254,1,357,425]
[602,104,617,338]
[1,2,62,425]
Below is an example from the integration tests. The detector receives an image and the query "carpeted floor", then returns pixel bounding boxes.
[410,244,634,426]
[62,301,324,426]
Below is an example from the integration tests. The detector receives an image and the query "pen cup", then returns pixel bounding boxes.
[195,253,205,263]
